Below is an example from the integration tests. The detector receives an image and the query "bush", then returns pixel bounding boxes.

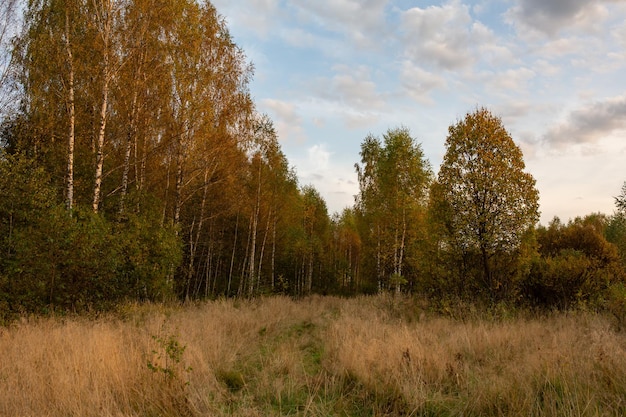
[0,154,183,316]
[521,217,624,310]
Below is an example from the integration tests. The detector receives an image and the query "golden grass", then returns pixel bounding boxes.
[1,295,626,416]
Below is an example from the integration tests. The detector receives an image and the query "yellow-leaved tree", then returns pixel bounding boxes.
[430,108,539,301]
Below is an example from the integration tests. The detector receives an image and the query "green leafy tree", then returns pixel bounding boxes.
[355,127,432,293]
[431,108,539,301]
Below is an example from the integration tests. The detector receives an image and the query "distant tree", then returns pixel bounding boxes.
[330,208,362,294]
[300,185,330,295]
[430,108,539,300]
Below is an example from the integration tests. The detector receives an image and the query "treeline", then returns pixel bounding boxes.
[1,0,625,317]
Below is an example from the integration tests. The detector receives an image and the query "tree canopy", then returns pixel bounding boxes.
[430,108,540,299]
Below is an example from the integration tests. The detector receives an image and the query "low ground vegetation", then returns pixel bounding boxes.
[2,295,626,416]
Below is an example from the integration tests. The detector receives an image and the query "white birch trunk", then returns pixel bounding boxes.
[92,0,112,213]
[64,9,75,212]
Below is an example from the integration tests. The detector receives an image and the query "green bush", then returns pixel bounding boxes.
[522,217,624,310]
[0,154,183,316]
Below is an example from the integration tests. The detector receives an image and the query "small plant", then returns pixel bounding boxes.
[147,331,192,384]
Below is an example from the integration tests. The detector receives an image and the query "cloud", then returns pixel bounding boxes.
[261,98,307,143]
[331,65,385,110]
[400,1,516,72]
[308,65,385,128]
[308,144,331,169]
[487,67,536,92]
[211,0,280,38]
[288,0,390,48]
[506,0,610,37]
[614,23,626,48]
[400,61,447,104]
[401,1,475,70]
[542,95,626,147]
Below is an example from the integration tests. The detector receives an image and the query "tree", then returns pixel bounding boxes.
[431,108,539,300]
[300,185,330,295]
[330,208,361,294]
[355,127,432,293]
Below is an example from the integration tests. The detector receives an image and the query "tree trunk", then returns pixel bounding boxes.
[257,207,271,293]
[92,0,112,213]
[64,9,75,212]
[247,161,261,297]
[227,213,239,296]
[271,216,276,290]
[306,251,313,295]
[173,132,185,225]
[119,87,138,216]
[376,224,382,292]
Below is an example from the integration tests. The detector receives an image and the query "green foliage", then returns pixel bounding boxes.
[147,331,191,384]
[606,282,626,329]
[523,216,624,309]
[606,212,626,268]
[115,194,182,301]
[0,153,182,315]
[355,127,432,293]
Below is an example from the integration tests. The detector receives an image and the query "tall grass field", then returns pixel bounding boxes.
[1,295,625,416]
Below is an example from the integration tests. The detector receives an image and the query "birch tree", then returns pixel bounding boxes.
[355,127,432,293]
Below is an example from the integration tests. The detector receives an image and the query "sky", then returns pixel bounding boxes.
[211,0,626,224]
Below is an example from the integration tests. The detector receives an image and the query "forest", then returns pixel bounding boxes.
[1,0,626,321]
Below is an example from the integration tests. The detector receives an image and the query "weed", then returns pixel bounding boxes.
[147,330,192,384]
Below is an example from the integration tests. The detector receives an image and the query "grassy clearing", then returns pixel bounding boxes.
[1,295,626,416]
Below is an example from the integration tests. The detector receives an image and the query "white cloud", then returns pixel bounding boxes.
[487,67,536,92]
[211,0,280,38]
[613,23,626,48]
[331,65,385,110]
[288,0,390,48]
[401,1,475,70]
[532,59,561,77]
[400,61,447,104]
[400,1,517,73]
[536,37,598,58]
[307,65,386,127]
[308,144,331,169]
[261,98,307,143]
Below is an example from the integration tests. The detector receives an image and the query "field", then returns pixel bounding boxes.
[1,295,626,416]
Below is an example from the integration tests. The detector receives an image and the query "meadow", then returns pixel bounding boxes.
[1,295,625,416]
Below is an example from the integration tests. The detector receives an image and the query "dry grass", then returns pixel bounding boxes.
[1,295,626,416]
